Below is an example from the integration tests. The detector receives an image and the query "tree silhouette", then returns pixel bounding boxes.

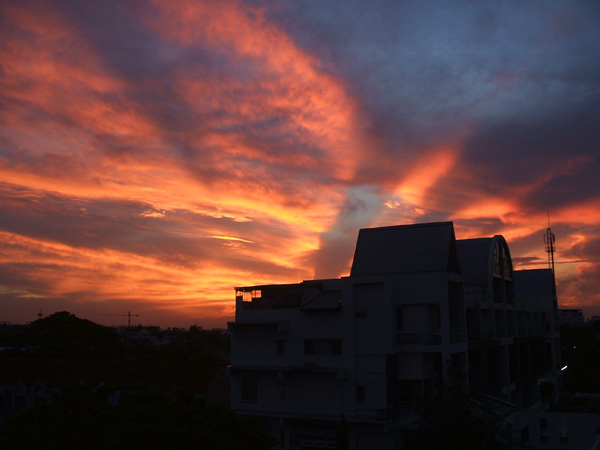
[411,393,508,450]
[560,323,600,393]
[6,311,125,359]
[1,384,276,450]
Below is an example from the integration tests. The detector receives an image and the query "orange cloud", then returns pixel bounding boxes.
[145,0,364,180]
[0,229,268,317]
[553,198,600,226]
[1,0,361,241]
[2,1,598,326]
[395,145,460,206]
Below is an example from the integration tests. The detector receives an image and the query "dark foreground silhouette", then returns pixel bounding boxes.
[1,383,276,450]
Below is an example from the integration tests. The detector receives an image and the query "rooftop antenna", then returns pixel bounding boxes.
[543,212,556,275]
[544,212,558,297]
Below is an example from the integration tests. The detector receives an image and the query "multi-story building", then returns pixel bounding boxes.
[229,222,561,449]
[457,238,561,407]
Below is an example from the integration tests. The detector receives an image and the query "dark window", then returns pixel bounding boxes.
[396,307,404,331]
[277,340,285,356]
[304,339,342,355]
[304,339,314,355]
[398,380,423,406]
[15,394,26,411]
[428,304,441,331]
[241,377,257,403]
[356,385,366,402]
[539,418,548,433]
[559,425,568,444]
[332,339,342,355]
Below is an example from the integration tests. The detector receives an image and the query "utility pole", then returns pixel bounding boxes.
[101,311,140,327]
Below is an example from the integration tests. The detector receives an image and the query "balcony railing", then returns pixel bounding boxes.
[397,333,441,345]
[482,329,496,340]
[354,407,394,421]
[450,329,466,343]
[397,331,466,345]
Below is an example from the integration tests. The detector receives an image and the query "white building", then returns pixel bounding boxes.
[229,222,562,449]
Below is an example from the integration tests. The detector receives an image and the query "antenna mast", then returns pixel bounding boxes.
[544,212,556,275]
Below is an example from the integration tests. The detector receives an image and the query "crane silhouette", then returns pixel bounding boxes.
[102,311,140,327]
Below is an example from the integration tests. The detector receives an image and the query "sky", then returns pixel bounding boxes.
[1,0,599,329]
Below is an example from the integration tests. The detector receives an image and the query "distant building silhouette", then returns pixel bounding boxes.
[557,309,585,327]
[229,222,564,449]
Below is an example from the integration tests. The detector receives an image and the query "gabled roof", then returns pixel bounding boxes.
[456,238,494,288]
[350,222,460,276]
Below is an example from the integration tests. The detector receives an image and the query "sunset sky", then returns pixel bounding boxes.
[1,1,599,328]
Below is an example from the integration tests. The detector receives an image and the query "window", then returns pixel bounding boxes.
[277,340,285,356]
[559,423,568,444]
[239,289,261,301]
[398,380,422,406]
[539,418,548,433]
[396,307,404,331]
[504,253,511,279]
[241,377,257,403]
[520,425,529,444]
[540,417,549,444]
[493,242,501,277]
[428,304,441,331]
[304,339,342,355]
[356,385,366,402]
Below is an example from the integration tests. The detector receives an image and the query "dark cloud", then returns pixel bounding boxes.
[273,1,600,153]
[512,256,545,267]
[459,95,600,212]
[55,0,168,80]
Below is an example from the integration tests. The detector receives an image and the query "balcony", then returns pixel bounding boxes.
[450,329,466,343]
[397,333,441,345]
[354,407,395,422]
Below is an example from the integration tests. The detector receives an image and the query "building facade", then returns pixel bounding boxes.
[457,238,561,408]
[229,222,561,449]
